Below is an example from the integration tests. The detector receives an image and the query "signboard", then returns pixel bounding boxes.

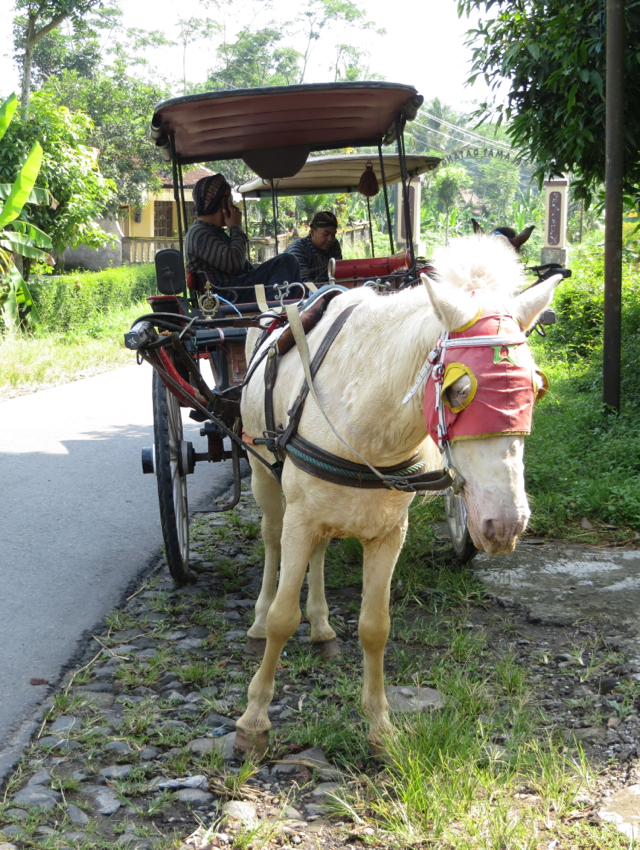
[543,177,569,250]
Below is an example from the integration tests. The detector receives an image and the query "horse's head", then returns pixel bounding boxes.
[422,259,561,555]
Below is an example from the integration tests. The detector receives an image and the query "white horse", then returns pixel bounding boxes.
[235,234,560,755]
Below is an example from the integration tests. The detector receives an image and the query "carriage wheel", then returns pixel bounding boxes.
[152,371,192,584]
[444,490,478,564]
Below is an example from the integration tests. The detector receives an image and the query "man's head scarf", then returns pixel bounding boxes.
[193,174,231,216]
[310,211,338,230]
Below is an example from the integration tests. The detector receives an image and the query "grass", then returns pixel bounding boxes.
[0,264,155,393]
[4,495,637,850]
[265,610,620,850]
[0,301,149,393]
[524,244,640,539]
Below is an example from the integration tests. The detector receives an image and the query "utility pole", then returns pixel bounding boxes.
[603,0,625,411]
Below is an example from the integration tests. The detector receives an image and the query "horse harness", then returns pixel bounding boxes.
[249,292,453,493]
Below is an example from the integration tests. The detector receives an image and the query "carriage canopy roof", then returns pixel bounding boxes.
[237,153,441,197]
[151,82,423,176]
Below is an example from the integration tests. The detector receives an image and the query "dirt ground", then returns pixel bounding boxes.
[1,500,639,849]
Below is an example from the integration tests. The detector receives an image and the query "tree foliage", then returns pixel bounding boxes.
[0,90,115,257]
[44,59,169,209]
[23,27,102,86]
[0,93,53,332]
[458,0,640,204]
[211,28,303,90]
[13,0,120,111]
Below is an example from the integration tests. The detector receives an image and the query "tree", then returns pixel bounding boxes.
[421,165,471,243]
[0,90,115,261]
[296,0,380,84]
[211,28,302,90]
[457,0,640,205]
[331,44,379,82]
[23,27,101,86]
[177,17,220,95]
[44,59,169,209]
[13,0,120,113]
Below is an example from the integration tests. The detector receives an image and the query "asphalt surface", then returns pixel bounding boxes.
[0,363,238,780]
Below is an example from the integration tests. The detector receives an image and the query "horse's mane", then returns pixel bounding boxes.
[429,234,527,296]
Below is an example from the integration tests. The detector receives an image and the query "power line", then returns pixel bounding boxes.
[412,119,512,154]
[420,111,511,150]
[411,120,477,148]
[407,123,474,155]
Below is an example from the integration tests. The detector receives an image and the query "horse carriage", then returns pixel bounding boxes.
[126,81,571,754]
[126,82,469,581]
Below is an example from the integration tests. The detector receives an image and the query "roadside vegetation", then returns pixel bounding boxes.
[525,243,640,541]
[0,264,155,394]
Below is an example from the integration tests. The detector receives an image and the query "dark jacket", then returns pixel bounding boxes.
[283,233,342,283]
[185,221,252,286]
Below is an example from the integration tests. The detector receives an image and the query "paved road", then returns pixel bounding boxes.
[0,364,237,778]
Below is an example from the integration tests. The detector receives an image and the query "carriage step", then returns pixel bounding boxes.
[141,447,155,474]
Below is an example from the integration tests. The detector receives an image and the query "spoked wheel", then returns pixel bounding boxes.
[444,490,478,564]
[152,371,193,584]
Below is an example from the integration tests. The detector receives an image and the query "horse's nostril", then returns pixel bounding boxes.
[482,519,496,539]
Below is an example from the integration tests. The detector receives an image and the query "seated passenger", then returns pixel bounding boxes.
[284,211,342,284]
[185,174,300,302]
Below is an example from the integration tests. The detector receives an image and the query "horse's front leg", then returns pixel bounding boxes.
[245,460,284,655]
[235,510,317,757]
[359,519,408,754]
[306,540,341,657]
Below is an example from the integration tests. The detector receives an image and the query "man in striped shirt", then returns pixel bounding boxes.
[284,211,342,284]
[185,174,300,302]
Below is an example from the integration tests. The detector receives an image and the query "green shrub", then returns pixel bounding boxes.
[28,264,156,335]
[542,245,640,362]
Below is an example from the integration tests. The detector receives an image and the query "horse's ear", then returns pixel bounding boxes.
[512,274,562,329]
[511,225,535,249]
[471,218,484,235]
[422,274,479,331]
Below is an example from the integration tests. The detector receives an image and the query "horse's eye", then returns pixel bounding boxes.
[445,373,472,408]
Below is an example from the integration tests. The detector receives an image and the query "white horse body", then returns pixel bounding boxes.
[236,235,560,754]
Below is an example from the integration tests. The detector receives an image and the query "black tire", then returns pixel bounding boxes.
[444,490,479,564]
[152,371,191,584]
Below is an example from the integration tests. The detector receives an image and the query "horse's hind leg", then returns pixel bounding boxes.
[306,540,341,658]
[245,459,283,655]
[235,509,316,757]
[359,520,408,753]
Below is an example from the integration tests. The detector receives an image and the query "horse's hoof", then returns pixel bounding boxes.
[233,727,269,760]
[368,740,391,761]
[311,638,341,658]
[244,637,266,657]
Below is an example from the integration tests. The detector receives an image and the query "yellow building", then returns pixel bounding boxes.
[120,167,214,263]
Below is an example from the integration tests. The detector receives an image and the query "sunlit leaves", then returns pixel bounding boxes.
[458,0,640,204]
[0,94,18,142]
[0,141,42,229]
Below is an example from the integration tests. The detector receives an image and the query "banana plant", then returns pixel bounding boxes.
[0,93,53,333]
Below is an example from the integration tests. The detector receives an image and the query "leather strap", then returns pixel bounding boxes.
[263,346,283,476]
[276,305,358,449]
[260,300,453,492]
[255,284,269,314]
[285,434,453,491]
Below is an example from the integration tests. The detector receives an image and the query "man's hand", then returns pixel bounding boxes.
[223,202,243,229]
